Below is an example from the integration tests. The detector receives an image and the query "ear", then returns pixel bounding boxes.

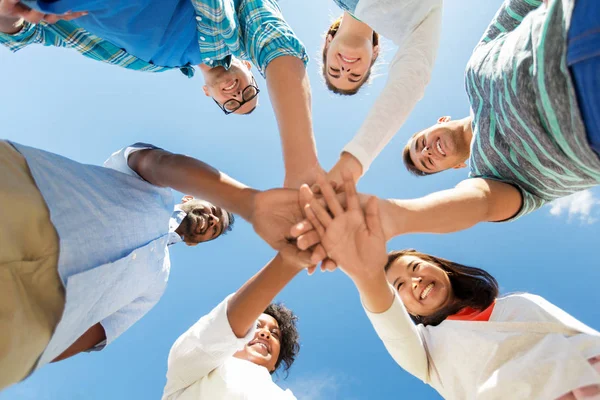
[181,195,194,204]
[202,85,210,97]
[243,60,252,70]
[372,44,380,61]
[437,116,451,124]
[452,162,467,169]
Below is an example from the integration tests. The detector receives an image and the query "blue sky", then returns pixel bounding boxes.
[1,0,599,399]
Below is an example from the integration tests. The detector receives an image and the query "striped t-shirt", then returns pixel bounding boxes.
[465,0,600,220]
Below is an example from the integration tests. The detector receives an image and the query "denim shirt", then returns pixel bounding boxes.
[9,142,180,368]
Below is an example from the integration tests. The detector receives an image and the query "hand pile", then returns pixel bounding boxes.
[249,172,389,277]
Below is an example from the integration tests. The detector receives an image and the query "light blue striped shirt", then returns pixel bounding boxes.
[465,0,600,220]
[10,142,182,368]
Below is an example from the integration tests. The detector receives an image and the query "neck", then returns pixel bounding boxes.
[457,116,473,160]
[337,11,373,39]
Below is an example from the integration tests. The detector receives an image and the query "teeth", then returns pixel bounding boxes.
[224,80,236,90]
[341,55,358,63]
[421,283,434,300]
[436,140,446,156]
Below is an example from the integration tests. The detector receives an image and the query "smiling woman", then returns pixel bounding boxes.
[321,0,443,189]
[298,176,600,400]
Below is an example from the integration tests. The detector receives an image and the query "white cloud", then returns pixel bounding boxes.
[548,190,600,224]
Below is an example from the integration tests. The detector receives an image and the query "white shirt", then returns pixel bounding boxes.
[343,0,443,171]
[162,295,296,400]
[365,292,600,400]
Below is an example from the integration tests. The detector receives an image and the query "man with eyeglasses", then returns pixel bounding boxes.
[1,0,321,186]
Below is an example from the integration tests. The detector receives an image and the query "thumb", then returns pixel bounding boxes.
[365,196,384,236]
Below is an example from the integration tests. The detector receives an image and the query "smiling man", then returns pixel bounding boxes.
[1,0,321,187]
[0,135,320,390]
[394,0,600,228]
[0,140,234,390]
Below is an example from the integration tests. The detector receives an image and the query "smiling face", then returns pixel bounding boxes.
[324,32,377,92]
[175,197,229,245]
[202,58,258,115]
[385,255,455,317]
[405,117,472,175]
[233,314,281,372]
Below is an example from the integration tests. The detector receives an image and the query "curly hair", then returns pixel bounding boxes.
[322,15,380,96]
[263,303,300,377]
[385,249,499,326]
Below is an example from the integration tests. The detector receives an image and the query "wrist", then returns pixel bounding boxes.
[379,198,406,239]
[274,253,306,274]
[339,152,363,181]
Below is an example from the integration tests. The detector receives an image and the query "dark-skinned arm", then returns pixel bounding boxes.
[51,323,106,363]
[228,253,305,337]
[128,148,257,222]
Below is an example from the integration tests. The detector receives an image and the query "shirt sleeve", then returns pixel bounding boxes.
[467,175,547,222]
[0,21,47,52]
[343,6,442,171]
[103,142,161,178]
[162,294,256,400]
[363,288,430,383]
[242,0,309,77]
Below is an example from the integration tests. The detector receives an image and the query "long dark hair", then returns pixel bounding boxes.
[385,249,499,326]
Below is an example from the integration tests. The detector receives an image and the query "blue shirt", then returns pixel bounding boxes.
[10,142,181,369]
[22,0,308,77]
[22,0,202,68]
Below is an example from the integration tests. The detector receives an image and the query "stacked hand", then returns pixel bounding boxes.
[292,173,389,280]
[248,188,318,271]
[0,0,86,24]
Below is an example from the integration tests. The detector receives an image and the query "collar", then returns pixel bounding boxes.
[168,204,186,246]
[447,300,496,322]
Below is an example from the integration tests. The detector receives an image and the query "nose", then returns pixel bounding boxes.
[341,65,351,72]
[421,146,432,156]
[207,214,220,228]
[412,277,422,291]
[258,329,271,340]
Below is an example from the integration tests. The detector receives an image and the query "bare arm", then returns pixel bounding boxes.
[227,253,304,338]
[293,178,523,256]
[51,323,106,363]
[128,148,256,221]
[380,178,523,237]
[265,56,320,188]
[0,15,22,33]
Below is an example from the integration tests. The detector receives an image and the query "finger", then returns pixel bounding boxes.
[365,196,384,236]
[310,183,321,195]
[50,10,88,22]
[304,203,329,233]
[310,244,327,265]
[322,258,338,272]
[317,175,344,217]
[299,184,314,208]
[296,230,321,251]
[307,265,317,275]
[290,219,313,238]
[342,170,360,211]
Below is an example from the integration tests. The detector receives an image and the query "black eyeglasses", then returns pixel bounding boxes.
[213,77,260,115]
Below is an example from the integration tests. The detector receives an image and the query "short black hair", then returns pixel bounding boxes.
[264,303,300,376]
[222,211,235,235]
